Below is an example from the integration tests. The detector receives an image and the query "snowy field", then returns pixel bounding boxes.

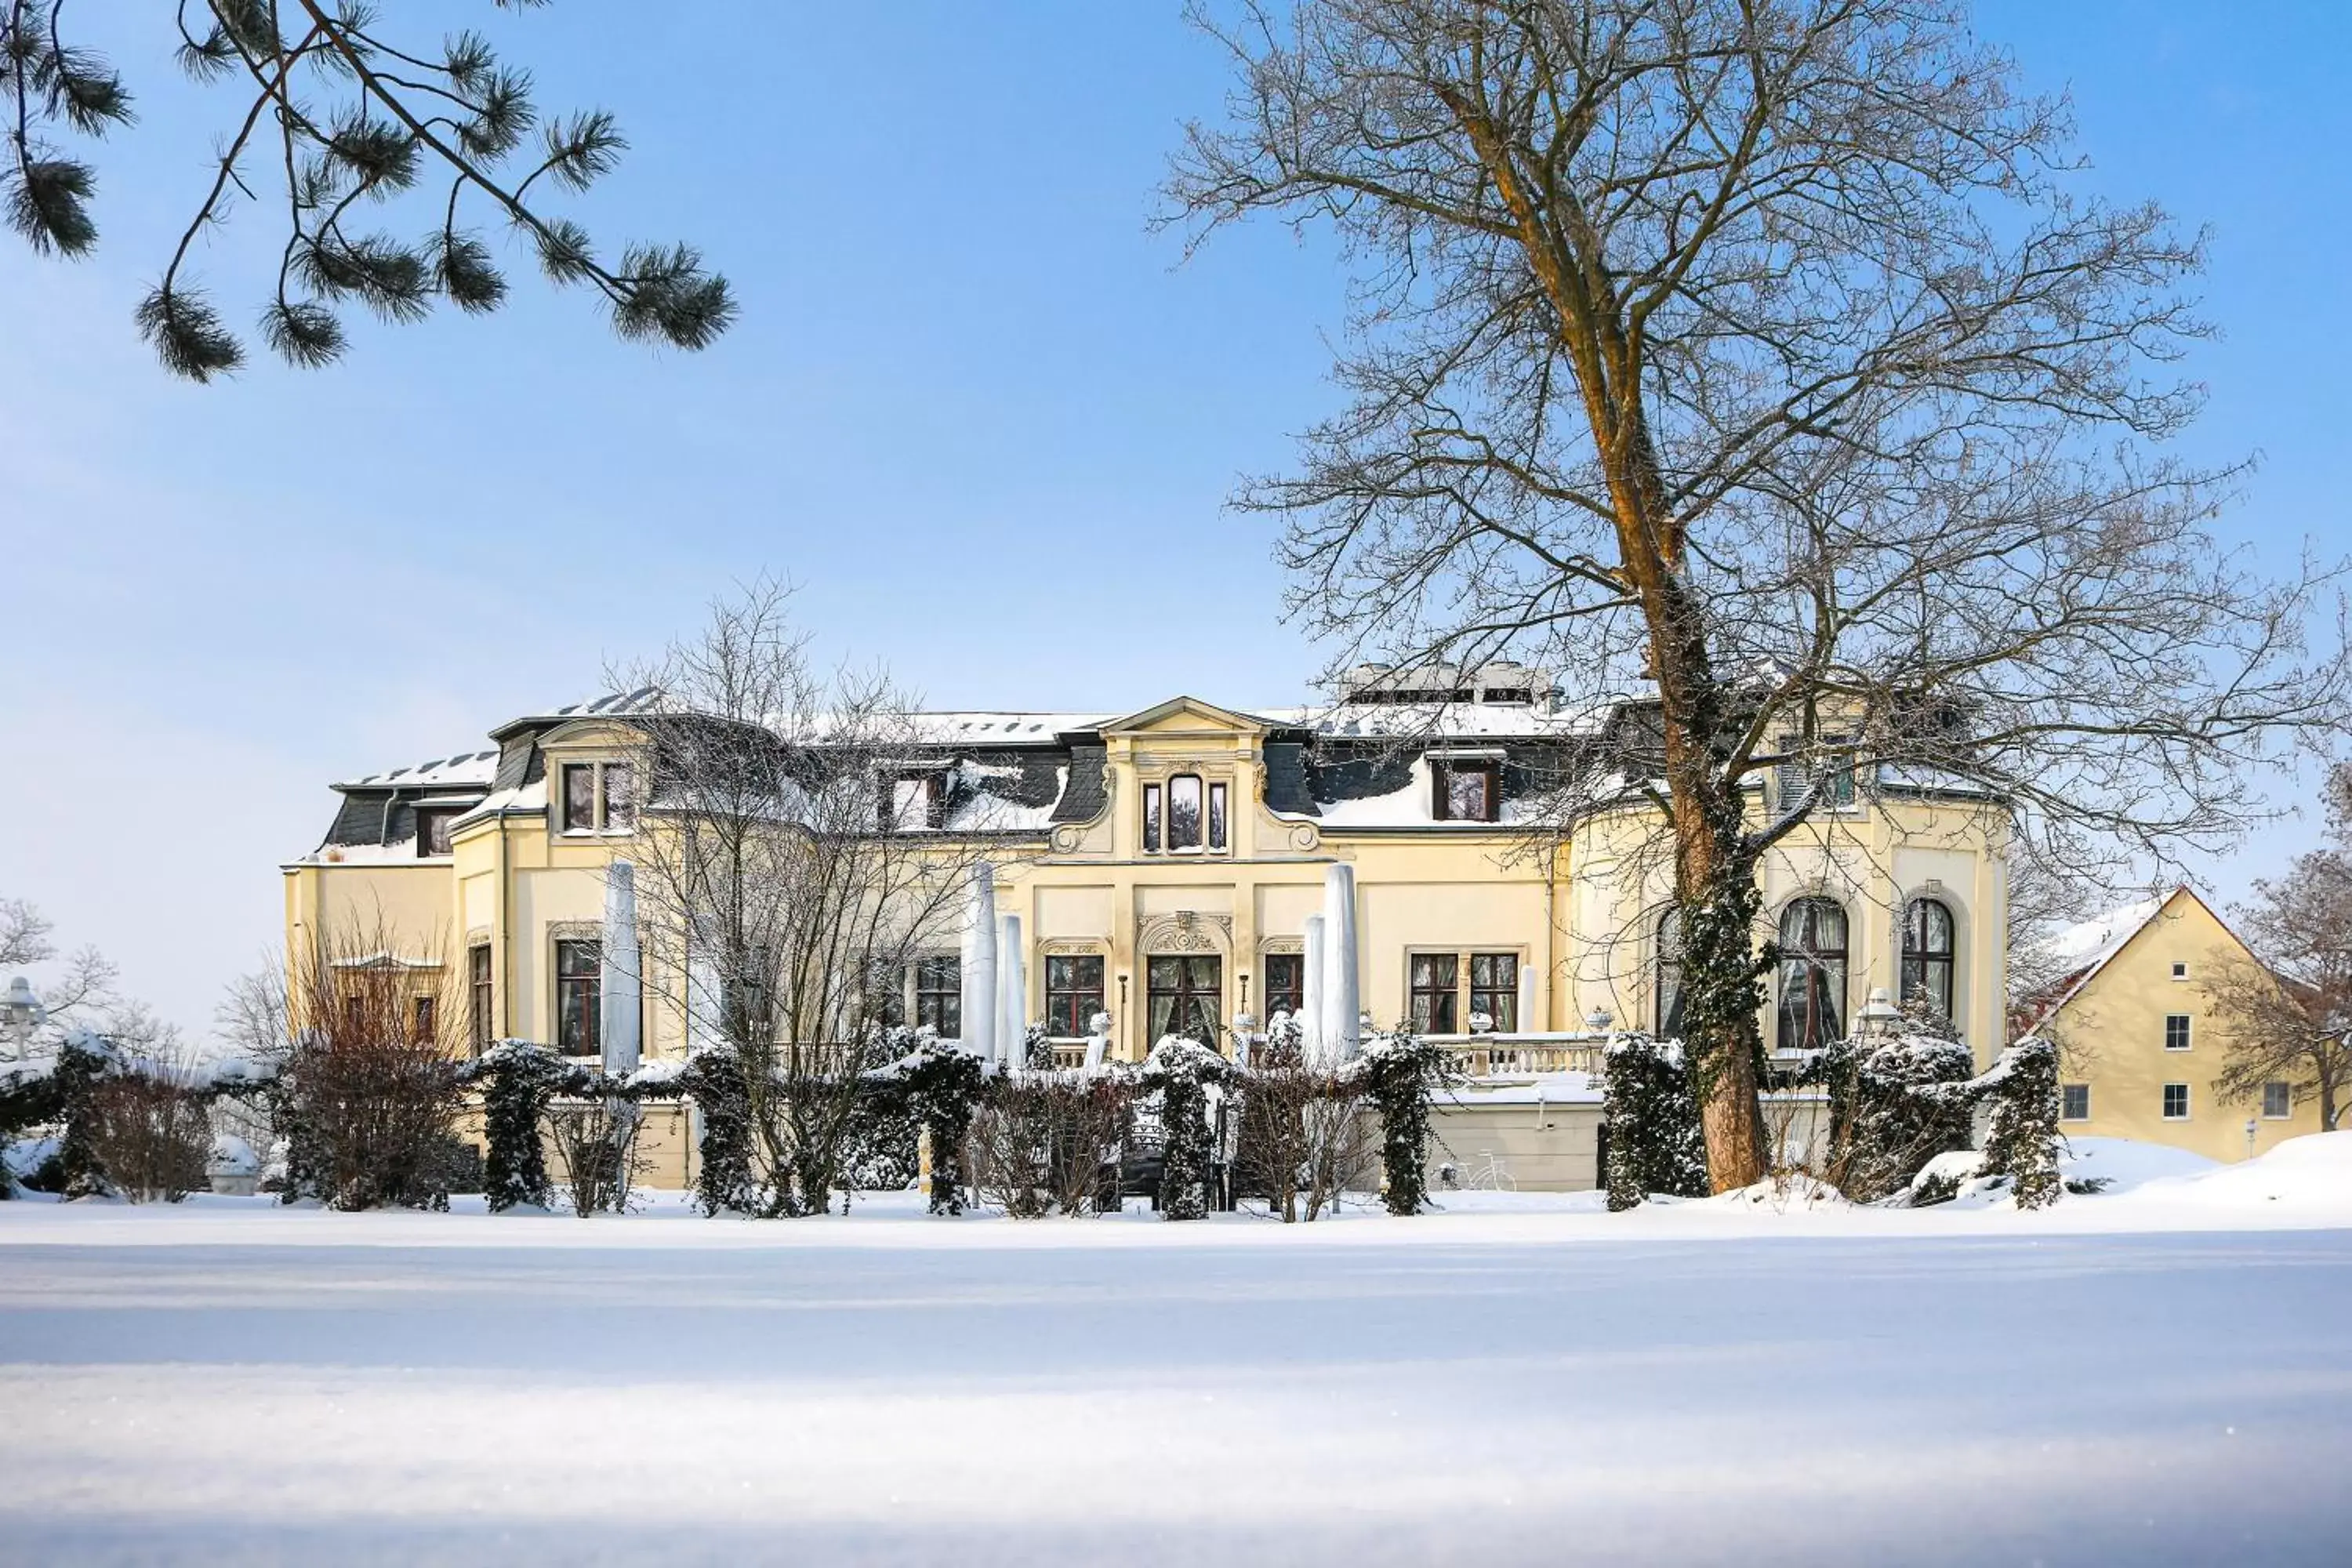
[3,1137,2350,1566]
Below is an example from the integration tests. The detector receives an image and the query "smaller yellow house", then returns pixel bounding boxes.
[2022,887,2325,1162]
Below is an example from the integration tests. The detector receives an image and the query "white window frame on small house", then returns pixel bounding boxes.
[2262,1081,2292,1120]
[2161,1082,2190,1121]
[2060,1083,2090,1122]
[2163,1013,2192,1053]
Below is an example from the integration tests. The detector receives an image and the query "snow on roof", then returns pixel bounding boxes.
[336,750,499,792]
[2019,887,2191,1030]
[540,687,665,721]
[2047,891,2173,971]
[1263,699,1610,739]
[906,712,1116,742]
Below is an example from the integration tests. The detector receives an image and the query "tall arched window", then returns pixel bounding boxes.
[1654,909,1686,1038]
[1776,897,1848,1052]
[1900,898,1958,1022]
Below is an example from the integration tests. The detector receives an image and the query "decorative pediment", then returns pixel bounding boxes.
[1099,695,1275,738]
[1138,911,1233,954]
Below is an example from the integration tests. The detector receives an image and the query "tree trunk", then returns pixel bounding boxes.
[1652,574,1771,1193]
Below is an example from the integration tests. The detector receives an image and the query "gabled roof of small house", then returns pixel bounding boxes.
[2016,885,2249,1033]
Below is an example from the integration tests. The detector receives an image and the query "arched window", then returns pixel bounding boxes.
[1776,897,1848,1052]
[1654,909,1686,1038]
[1900,898,1958,1022]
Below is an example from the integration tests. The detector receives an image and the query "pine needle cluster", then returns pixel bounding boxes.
[3,1,731,377]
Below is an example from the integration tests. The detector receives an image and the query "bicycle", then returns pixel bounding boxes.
[1434,1149,1515,1192]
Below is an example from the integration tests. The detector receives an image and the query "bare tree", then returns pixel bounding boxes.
[622,580,1002,1216]
[2003,849,2096,1018]
[2205,765,2352,1131]
[0,896,122,1027]
[1168,0,2350,1189]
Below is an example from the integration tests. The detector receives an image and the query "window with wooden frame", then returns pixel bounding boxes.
[1430,759,1501,822]
[555,938,601,1056]
[862,960,908,1029]
[1900,897,1958,1020]
[1261,953,1304,1020]
[1207,782,1229,851]
[559,761,635,833]
[2262,1081,2292,1120]
[1146,955,1221,1044]
[1468,952,1519,1032]
[1142,782,1163,853]
[2061,1083,2090,1121]
[416,808,458,857]
[469,944,493,1053]
[2161,1082,2190,1120]
[914,955,961,1036]
[410,994,437,1043]
[1408,949,1522,1034]
[1776,898,1849,1052]
[602,762,635,829]
[2164,1014,2192,1052]
[1044,954,1105,1037]
[1409,953,1461,1034]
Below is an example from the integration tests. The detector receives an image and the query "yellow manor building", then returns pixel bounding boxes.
[281,671,2014,1189]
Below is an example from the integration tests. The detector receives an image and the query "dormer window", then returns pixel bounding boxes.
[560,761,636,834]
[1432,759,1500,822]
[1775,734,1857,810]
[880,770,947,831]
[416,808,458,858]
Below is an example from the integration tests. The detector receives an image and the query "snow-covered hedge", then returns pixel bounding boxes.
[1358,1029,1454,1216]
[1142,1035,1232,1220]
[1975,1036,2062,1210]
[1600,1033,1708,1210]
[1814,1025,1978,1203]
[866,1030,985,1215]
[1812,1015,2063,1210]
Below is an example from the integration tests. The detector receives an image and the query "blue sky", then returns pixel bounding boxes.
[4,2,2346,1031]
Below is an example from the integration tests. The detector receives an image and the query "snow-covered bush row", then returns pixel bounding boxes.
[1813,1011,2063,1210]
[2,1026,274,1203]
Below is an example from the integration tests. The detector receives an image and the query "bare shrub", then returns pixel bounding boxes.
[82,1068,209,1203]
[1236,1065,1372,1222]
[972,1069,1134,1218]
[546,1098,649,1217]
[274,918,466,1210]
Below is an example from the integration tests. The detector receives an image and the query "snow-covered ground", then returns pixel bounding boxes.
[3,1135,2349,1566]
